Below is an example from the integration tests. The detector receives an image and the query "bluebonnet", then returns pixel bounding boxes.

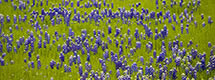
[150,57,153,65]
[153,50,156,58]
[114,28,120,37]
[38,40,42,48]
[189,40,193,45]
[76,0,80,7]
[31,61,35,68]
[2,53,6,58]
[28,51,32,59]
[208,42,212,47]
[1,59,4,66]
[168,17,172,23]
[9,27,12,33]
[50,60,56,69]
[59,52,65,62]
[208,16,213,24]
[55,62,59,70]
[128,37,131,46]
[119,39,124,45]
[79,64,83,76]
[136,41,141,49]
[180,41,183,47]
[36,54,40,60]
[18,15,22,23]
[134,28,139,40]
[37,59,41,69]
[200,58,206,70]
[70,1,74,7]
[210,49,214,56]
[154,33,158,40]
[13,15,17,24]
[202,22,206,27]
[24,58,27,63]
[77,55,81,65]
[116,69,120,78]
[186,27,189,34]
[155,0,158,5]
[127,28,130,35]
[201,14,204,20]
[175,57,181,66]
[87,53,90,62]
[43,40,46,48]
[67,66,71,72]
[57,44,61,52]
[108,25,112,34]
[6,15,10,23]
[172,68,177,79]
[111,2,114,8]
[130,48,134,55]
[181,24,184,34]
[193,71,197,79]
[63,64,67,72]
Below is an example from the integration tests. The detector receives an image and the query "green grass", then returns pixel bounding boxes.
[0,0,215,80]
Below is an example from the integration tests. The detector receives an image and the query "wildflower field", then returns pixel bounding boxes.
[0,0,215,80]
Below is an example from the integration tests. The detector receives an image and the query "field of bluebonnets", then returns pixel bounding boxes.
[0,0,215,79]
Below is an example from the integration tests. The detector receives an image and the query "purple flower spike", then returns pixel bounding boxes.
[202,22,206,27]
[186,27,189,34]
[2,53,6,58]
[155,0,158,5]
[50,60,55,69]
[31,61,35,68]
[175,57,181,66]
[1,59,4,66]
[87,53,90,62]
[136,41,141,49]
[77,0,80,7]
[40,1,43,6]
[36,54,39,60]
[24,58,27,63]
[140,56,144,65]
[111,2,113,8]
[181,24,184,34]
[59,52,65,62]
[108,25,112,34]
[127,28,130,35]
[180,41,183,47]
[64,64,67,72]
[208,16,213,24]
[208,42,212,47]
[172,68,177,79]
[13,15,17,24]
[194,21,197,27]
[116,69,120,77]
[71,1,73,7]
[79,64,83,76]
[201,14,204,20]
[28,52,32,59]
[37,59,41,69]
[46,0,48,5]
[67,66,71,72]
[130,48,134,55]
[153,50,156,58]
[115,28,120,37]
[77,55,81,65]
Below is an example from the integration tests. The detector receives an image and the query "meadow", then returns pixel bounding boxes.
[0,0,215,80]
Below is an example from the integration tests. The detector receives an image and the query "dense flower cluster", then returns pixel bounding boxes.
[0,0,214,79]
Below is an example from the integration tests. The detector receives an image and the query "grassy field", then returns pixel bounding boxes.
[0,0,215,80]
